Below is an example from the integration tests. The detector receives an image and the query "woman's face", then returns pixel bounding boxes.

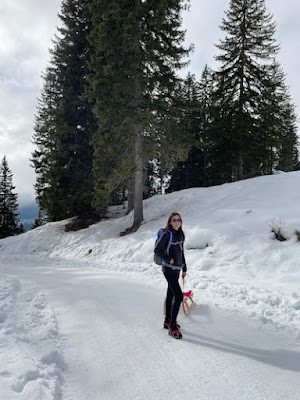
[170,214,182,230]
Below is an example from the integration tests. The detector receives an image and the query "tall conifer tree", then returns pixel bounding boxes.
[0,157,22,239]
[86,0,191,228]
[31,67,58,219]
[214,0,280,180]
[167,67,218,191]
[31,0,96,221]
[256,63,298,174]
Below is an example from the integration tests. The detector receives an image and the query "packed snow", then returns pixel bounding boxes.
[1,171,300,399]
[0,274,63,399]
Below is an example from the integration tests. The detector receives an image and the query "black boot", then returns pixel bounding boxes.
[168,322,182,339]
[163,319,170,329]
[164,318,180,330]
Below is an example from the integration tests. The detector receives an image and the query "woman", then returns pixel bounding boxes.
[154,212,187,339]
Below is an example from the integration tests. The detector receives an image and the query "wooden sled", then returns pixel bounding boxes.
[163,289,194,316]
[182,290,194,315]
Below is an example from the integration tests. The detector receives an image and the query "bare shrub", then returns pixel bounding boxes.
[269,218,287,241]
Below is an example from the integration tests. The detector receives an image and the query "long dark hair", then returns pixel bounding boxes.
[165,212,185,240]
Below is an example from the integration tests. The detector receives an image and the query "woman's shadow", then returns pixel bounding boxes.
[182,304,300,373]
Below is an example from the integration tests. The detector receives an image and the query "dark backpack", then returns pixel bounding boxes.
[153,228,174,266]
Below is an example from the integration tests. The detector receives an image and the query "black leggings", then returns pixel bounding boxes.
[163,269,183,324]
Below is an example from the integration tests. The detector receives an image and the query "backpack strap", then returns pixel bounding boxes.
[166,230,173,256]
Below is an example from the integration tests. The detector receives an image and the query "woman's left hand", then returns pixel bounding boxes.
[182,271,186,279]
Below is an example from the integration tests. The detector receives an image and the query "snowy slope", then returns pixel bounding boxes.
[1,171,300,399]
[2,171,300,331]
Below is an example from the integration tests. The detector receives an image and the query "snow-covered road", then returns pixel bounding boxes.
[1,258,300,400]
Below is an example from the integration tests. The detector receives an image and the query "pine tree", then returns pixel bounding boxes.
[86,0,191,228]
[31,67,58,216]
[31,0,97,222]
[255,62,298,174]
[150,75,196,195]
[19,223,25,234]
[167,68,218,192]
[276,97,299,171]
[0,156,22,239]
[213,0,280,180]
[254,64,283,175]
[31,209,47,229]
[166,73,201,191]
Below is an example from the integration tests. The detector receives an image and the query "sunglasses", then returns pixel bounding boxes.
[171,218,181,222]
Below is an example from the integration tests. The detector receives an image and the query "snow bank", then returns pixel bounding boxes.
[0,274,64,400]
[1,171,300,335]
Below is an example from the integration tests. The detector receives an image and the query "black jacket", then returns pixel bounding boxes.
[154,227,187,272]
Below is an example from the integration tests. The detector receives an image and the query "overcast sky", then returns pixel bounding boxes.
[1,0,299,207]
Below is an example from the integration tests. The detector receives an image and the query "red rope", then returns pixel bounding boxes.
[181,276,185,314]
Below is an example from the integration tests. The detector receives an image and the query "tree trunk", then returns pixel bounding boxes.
[269,146,274,174]
[126,178,134,215]
[159,156,164,195]
[133,127,144,226]
[236,8,246,182]
[132,0,143,227]
[236,153,244,180]
[203,149,207,187]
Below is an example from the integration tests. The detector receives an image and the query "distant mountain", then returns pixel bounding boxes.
[18,203,39,231]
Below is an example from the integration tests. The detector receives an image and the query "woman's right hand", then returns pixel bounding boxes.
[170,258,174,264]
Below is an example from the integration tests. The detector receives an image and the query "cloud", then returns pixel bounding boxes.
[0,0,61,206]
[268,0,300,108]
